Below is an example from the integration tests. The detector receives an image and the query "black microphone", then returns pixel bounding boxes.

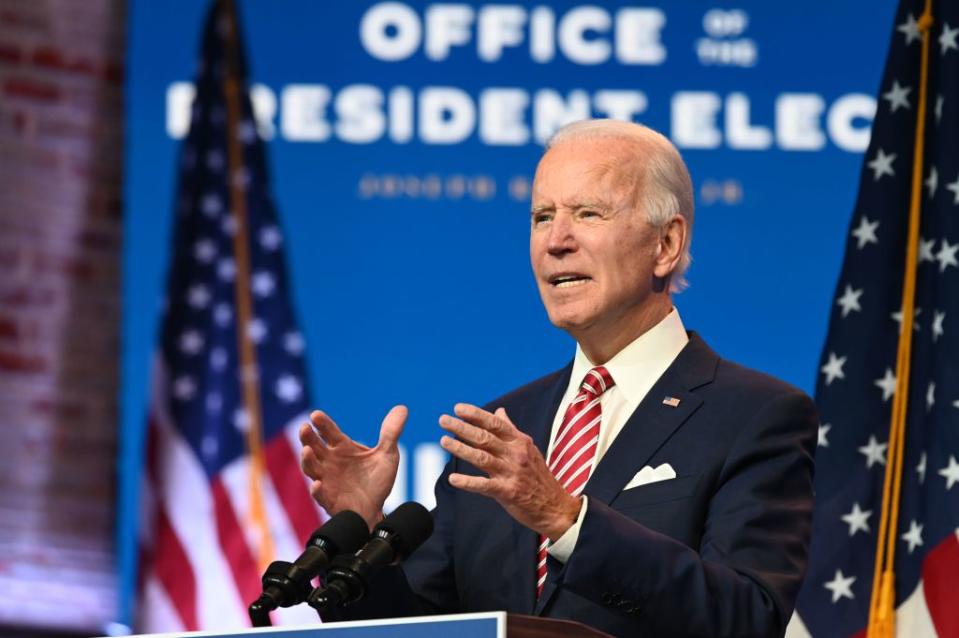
[306,501,433,611]
[248,509,368,626]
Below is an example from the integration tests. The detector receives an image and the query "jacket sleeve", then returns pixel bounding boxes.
[557,390,818,638]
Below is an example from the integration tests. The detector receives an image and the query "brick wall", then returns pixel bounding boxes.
[0,0,125,632]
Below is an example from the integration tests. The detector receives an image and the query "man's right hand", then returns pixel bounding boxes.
[299,405,408,530]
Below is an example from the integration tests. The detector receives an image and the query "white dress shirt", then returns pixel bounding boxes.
[546,307,689,563]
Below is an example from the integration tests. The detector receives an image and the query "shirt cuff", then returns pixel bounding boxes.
[546,496,588,564]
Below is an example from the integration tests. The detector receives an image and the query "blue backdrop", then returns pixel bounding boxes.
[122,0,896,625]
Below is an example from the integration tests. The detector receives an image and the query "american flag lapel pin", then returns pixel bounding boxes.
[662,396,681,407]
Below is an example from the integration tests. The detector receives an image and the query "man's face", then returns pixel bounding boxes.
[530,139,664,340]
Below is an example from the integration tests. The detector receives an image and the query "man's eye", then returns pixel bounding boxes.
[533,214,552,225]
[580,210,600,218]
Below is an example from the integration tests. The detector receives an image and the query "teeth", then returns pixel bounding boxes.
[555,278,588,288]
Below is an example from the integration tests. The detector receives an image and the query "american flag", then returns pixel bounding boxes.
[137,0,322,630]
[789,1,959,636]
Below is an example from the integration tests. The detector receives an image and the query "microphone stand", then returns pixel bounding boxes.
[248,596,273,627]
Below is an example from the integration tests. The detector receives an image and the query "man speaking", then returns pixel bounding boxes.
[299,119,817,637]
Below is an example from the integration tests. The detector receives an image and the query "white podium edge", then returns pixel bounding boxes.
[111,611,508,638]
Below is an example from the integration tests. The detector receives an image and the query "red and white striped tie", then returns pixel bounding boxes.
[536,366,615,597]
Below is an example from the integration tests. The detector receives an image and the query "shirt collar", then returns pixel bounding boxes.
[569,307,689,402]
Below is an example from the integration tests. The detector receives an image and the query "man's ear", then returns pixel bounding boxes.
[653,215,687,280]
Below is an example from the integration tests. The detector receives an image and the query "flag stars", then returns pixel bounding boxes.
[946,174,959,204]
[901,520,924,553]
[836,285,863,318]
[201,193,222,217]
[935,95,944,123]
[233,409,251,433]
[940,22,959,55]
[882,80,911,112]
[187,284,211,309]
[926,382,935,411]
[210,346,228,372]
[932,310,945,342]
[284,331,305,356]
[252,271,276,297]
[858,435,888,469]
[940,455,959,490]
[897,13,921,45]
[213,302,232,327]
[206,149,225,172]
[172,375,196,401]
[818,423,831,448]
[917,452,927,483]
[205,392,222,415]
[821,352,847,385]
[276,375,303,403]
[201,434,218,461]
[194,238,217,263]
[247,318,268,344]
[824,569,856,603]
[179,330,204,355]
[935,238,958,273]
[238,119,257,144]
[891,307,921,332]
[218,258,236,281]
[919,237,936,264]
[851,216,879,249]
[925,167,937,199]
[867,149,896,181]
[259,226,282,251]
[840,502,871,537]
[874,368,897,402]
[222,215,238,236]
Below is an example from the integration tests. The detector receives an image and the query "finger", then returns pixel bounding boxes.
[310,410,349,446]
[300,444,325,479]
[448,472,495,495]
[438,414,504,452]
[440,435,502,473]
[377,405,408,449]
[299,421,329,451]
[453,403,515,439]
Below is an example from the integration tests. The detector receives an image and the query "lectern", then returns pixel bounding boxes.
[118,612,613,638]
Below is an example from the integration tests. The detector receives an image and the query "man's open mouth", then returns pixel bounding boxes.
[549,274,591,289]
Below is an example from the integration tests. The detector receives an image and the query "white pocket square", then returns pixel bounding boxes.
[624,463,677,490]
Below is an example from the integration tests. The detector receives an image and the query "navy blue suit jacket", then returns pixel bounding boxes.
[327,333,818,638]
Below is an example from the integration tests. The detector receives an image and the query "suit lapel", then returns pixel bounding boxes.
[535,334,719,615]
[510,362,572,614]
[584,332,717,506]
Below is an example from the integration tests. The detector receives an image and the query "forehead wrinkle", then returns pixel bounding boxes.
[533,139,649,213]
[589,159,643,202]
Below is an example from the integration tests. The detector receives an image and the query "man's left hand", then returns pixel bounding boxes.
[439,403,581,541]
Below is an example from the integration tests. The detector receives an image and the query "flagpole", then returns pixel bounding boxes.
[865,2,934,636]
[220,0,277,570]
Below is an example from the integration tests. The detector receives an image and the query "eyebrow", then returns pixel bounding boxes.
[567,200,612,211]
[530,200,612,214]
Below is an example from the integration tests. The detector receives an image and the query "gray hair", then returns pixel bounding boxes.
[546,119,695,292]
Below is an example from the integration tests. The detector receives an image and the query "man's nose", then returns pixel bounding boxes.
[546,215,577,255]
